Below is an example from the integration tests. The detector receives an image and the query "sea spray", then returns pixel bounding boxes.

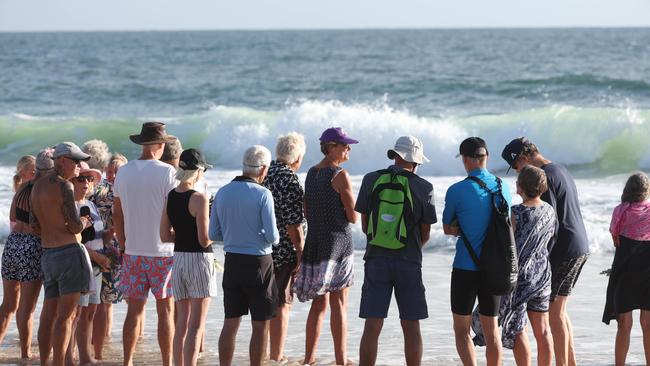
[1,101,649,175]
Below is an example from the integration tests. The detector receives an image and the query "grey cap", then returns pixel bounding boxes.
[387,136,430,164]
[35,148,55,171]
[52,142,91,161]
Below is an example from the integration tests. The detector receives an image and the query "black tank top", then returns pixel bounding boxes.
[167,189,212,253]
[14,181,34,224]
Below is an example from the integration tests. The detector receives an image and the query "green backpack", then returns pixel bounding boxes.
[366,169,415,249]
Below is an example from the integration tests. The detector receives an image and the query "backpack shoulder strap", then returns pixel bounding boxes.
[458,228,481,268]
[466,175,503,195]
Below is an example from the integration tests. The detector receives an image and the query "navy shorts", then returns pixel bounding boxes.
[359,256,428,320]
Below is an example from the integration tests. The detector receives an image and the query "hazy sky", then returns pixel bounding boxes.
[1,0,649,31]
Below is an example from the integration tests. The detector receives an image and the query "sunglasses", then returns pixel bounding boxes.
[65,157,82,166]
[76,176,95,183]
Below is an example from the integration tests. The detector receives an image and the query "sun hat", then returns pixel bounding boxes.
[179,148,213,171]
[457,137,489,158]
[78,161,102,183]
[319,127,359,144]
[387,136,430,164]
[53,142,91,161]
[501,137,528,174]
[129,122,177,145]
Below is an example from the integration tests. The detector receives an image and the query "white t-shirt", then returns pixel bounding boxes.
[113,159,176,257]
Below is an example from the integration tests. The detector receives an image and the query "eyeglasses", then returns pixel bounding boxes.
[76,176,95,183]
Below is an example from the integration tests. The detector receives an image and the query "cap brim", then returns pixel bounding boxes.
[339,137,359,144]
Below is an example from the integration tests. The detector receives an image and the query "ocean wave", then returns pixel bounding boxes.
[510,74,650,92]
[1,101,649,176]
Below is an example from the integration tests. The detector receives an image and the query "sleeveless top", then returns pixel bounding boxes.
[167,189,212,253]
[303,166,353,260]
[14,181,34,224]
[294,166,354,302]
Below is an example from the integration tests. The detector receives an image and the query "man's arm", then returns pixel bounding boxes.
[420,224,432,245]
[208,198,223,242]
[112,197,126,251]
[29,211,40,234]
[61,180,85,234]
[261,191,280,244]
[443,224,459,236]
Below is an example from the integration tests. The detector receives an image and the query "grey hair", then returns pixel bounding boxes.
[275,132,306,165]
[622,172,650,203]
[161,136,183,164]
[242,145,272,176]
[82,139,111,171]
[175,168,200,183]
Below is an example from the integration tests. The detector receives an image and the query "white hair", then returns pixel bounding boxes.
[275,132,306,165]
[242,145,272,176]
[175,168,200,183]
[82,139,111,171]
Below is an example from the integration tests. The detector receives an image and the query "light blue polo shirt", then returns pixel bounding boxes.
[442,168,512,271]
[209,176,280,256]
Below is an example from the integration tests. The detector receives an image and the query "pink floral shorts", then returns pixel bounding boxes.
[118,255,173,300]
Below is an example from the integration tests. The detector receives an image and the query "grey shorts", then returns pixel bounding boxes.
[79,272,103,307]
[42,243,91,299]
[172,252,218,301]
[551,254,588,301]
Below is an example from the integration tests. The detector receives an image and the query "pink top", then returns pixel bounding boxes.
[610,200,650,242]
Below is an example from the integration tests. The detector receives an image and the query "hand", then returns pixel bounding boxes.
[95,253,111,271]
[448,226,460,236]
[291,251,302,277]
[80,216,91,229]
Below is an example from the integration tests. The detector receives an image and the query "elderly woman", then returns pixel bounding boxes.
[262,132,307,364]
[294,127,358,366]
[603,172,650,366]
[89,153,128,358]
[0,150,51,359]
[160,148,215,366]
[70,161,112,365]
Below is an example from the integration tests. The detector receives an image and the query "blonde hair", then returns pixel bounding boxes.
[108,153,128,168]
[276,132,306,165]
[175,168,201,183]
[82,139,111,171]
[13,155,36,192]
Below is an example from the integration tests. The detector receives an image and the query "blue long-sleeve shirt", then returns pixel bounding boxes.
[209,176,280,256]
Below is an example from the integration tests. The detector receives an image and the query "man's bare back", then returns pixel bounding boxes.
[31,171,86,248]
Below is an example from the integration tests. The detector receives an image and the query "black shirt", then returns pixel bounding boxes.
[541,163,590,264]
[167,189,213,253]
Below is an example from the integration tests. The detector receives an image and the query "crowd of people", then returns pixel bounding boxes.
[0,121,649,366]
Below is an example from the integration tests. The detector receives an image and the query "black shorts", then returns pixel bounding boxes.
[551,254,588,301]
[222,253,278,321]
[450,268,500,317]
[274,260,296,305]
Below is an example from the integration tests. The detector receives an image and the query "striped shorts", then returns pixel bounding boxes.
[172,252,218,301]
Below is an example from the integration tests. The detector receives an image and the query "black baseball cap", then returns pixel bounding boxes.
[501,137,527,174]
[178,148,213,171]
[457,137,489,158]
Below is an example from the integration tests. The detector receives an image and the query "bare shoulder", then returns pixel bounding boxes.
[190,191,209,204]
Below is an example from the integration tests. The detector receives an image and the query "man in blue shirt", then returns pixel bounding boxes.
[209,145,280,366]
[443,137,512,366]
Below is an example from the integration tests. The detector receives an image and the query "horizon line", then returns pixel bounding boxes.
[1,25,650,34]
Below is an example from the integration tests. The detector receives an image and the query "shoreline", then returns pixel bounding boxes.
[0,251,644,365]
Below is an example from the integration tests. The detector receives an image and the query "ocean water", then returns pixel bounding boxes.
[1,28,650,364]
